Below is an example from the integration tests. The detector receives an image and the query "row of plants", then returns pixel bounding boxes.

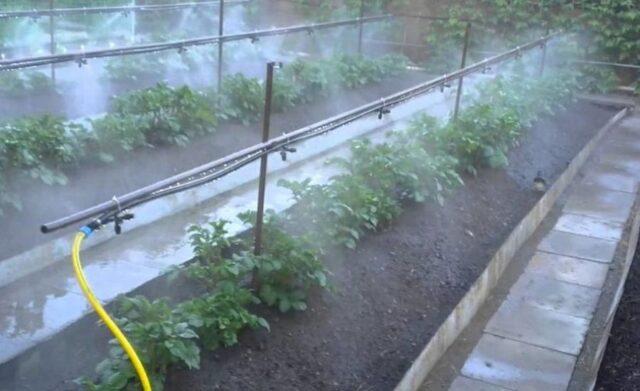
[0,53,411,215]
[81,211,330,390]
[0,70,57,98]
[79,66,590,389]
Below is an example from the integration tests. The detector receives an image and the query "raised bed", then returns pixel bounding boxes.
[0,69,429,262]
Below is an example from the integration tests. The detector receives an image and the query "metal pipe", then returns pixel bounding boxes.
[1,15,391,70]
[539,28,549,76]
[573,60,640,70]
[40,33,556,234]
[0,0,247,19]
[453,23,471,120]
[254,61,278,255]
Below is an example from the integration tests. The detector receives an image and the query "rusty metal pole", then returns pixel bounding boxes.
[357,0,364,54]
[254,61,278,255]
[49,0,56,83]
[453,22,471,121]
[217,0,224,91]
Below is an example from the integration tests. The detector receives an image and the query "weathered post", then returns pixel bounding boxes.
[49,0,56,83]
[357,0,364,54]
[254,61,279,255]
[453,22,471,120]
[217,0,225,90]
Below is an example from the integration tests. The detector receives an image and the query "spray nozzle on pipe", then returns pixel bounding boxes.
[279,145,297,161]
[250,36,259,43]
[377,98,390,119]
[440,76,452,92]
[76,57,88,67]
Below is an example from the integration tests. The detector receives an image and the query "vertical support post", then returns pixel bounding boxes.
[217,0,225,90]
[539,28,549,77]
[453,22,471,121]
[49,0,56,83]
[357,0,364,54]
[254,61,277,256]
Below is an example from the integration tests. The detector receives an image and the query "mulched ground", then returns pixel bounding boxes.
[596,244,640,390]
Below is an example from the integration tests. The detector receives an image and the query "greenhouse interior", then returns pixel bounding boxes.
[0,1,639,390]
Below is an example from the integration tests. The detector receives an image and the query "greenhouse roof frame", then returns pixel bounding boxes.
[41,32,556,233]
[0,14,391,70]
[0,0,247,19]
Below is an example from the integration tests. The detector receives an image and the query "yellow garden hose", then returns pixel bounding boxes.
[72,228,152,391]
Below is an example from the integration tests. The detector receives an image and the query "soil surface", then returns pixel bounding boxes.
[160,101,617,391]
[0,101,617,391]
[595,243,640,390]
[0,71,430,261]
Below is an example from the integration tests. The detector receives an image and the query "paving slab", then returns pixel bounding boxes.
[485,299,589,355]
[449,376,512,391]
[554,213,623,241]
[526,251,609,289]
[563,184,635,223]
[537,230,617,263]
[596,146,640,175]
[580,165,638,194]
[460,334,576,391]
[509,273,600,319]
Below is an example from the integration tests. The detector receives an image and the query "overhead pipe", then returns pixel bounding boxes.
[40,33,557,234]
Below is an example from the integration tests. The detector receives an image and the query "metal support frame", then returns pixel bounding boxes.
[1,15,390,70]
[254,61,278,256]
[0,0,246,19]
[357,0,364,54]
[48,0,56,83]
[539,28,549,76]
[453,22,471,120]
[217,0,225,90]
[40,34,556,234]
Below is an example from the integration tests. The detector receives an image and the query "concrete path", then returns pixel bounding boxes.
[422,111,640,390]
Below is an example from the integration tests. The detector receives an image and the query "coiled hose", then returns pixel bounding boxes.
[72,228,152,391]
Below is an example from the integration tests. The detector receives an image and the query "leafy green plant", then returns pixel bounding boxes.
[104,55,167,83]
[112,83,217,146]
[216,74,264,125]
[576,65,618,94]
[175,287,268,351]
[238,211,330,312]
[0,70,56,98]
[79,296,200,390]
[0,114,86,185]
[90,114,149,162]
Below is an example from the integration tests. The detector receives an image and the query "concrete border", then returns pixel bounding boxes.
[568,159,640,390]
[394,106,630,391]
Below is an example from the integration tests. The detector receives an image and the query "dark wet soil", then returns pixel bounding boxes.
[0,71,430,261]
[595,244,640,390]
[161,101,616,391]
[0,100,617,391]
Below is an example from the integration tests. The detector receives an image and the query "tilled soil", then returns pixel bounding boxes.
[0,71,430,260]
[161,101,618,391]
[595,242,640,390]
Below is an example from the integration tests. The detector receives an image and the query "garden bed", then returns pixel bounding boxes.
[0,70,429,261]
[159,100,617,391]
[595,238,640,390]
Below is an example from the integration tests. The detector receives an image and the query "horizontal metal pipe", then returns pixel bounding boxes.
[574,60,640,70]
[41,33,555,234]
[1,15,391,70]
[0,0,246,19]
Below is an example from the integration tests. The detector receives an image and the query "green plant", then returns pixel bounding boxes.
[112,83,217,146]
[104,55,167,83]
[0,70,55,97]
[216,74,264,125]
[0,114,86,185]
[90,114,149,162]
[79,296,200,390]
[238,211,330,312]
[577,65,618,93]
[175,287,268,351]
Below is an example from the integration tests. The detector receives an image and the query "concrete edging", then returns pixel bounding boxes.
[394,106,630,391]
[568,148,640,390]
